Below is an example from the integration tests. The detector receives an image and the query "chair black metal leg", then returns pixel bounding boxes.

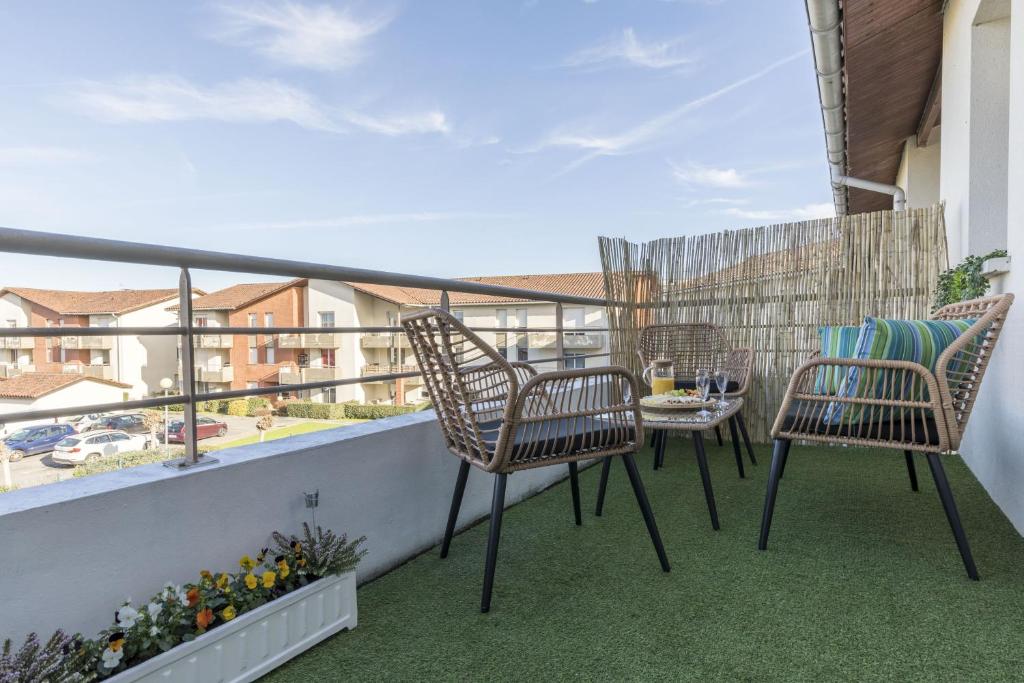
[440,460,470,559]
[621,453,671,572]
[925,453,979,580]
[758,439,789,550]
[778,439,791,479]
[653,430,667,470]
[904,450,919,492]
[481,473,508,612]
[568,462,582,526]
[650,432,657,448]
[595,456,612,516]
[727,416,746,479]
[735,410,758,465]
[692,432,720,530]
[714,425,724,447]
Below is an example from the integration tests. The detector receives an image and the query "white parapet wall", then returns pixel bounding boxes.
[0,412,577,642]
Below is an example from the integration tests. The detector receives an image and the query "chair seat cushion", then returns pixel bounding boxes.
[779,407,941,446]
[480,416,636,461]
[674,379,740,393]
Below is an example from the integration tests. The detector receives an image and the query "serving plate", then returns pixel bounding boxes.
[640,394,717,412]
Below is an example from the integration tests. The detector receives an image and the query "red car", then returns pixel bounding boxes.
[159,416,228,443]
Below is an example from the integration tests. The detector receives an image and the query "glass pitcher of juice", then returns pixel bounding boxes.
[642,359,675,395]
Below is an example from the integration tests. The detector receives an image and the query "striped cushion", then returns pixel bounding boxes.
[814,326,860,395]
[825,317,976,424]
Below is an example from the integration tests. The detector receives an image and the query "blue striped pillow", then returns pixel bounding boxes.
[824,317,976,424]
[814,326,860,395]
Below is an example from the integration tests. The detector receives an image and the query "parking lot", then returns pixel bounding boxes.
[5,413,352,490]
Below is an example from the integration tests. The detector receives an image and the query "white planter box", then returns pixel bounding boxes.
[107,572,357,683]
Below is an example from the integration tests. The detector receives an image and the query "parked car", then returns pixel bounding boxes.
[51,430,149,466]
[65,412,112,431]
[84,413,152,438]
[158,416,228,443]
[2,423,78,461]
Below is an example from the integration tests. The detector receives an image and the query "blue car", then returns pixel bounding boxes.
[3,423,78,461]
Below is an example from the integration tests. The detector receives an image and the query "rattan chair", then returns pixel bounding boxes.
[403,308,670,612]
[637,324,757,476]
[759,293,1015,580]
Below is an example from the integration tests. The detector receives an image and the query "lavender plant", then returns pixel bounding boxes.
[273,523,367,578]
[0,631,93,683]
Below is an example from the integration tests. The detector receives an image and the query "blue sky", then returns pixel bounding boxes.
[0,0,830,291]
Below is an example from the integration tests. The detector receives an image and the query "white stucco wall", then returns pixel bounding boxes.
[896,134,941,210]
[115,301,181,398]
[940,0,1024,534]
[0,413,584,642]
[0,379,128,437]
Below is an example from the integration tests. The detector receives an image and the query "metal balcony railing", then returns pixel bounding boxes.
[360,332,411,348]
[0,336,34,349]
[60,334,114,350]
[196,366,234,383]
[279,332,340,348]
[0,226,611,468]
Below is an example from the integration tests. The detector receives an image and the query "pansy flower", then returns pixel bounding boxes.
[196,607,214,630]
[244,573,258,590]
[262,570,276,589]
[186,587,200,608]
[215,573,231,590]
[221,605,237,621]
[102,633,125,668]
[239,555,256,571]
[115,605,139,629]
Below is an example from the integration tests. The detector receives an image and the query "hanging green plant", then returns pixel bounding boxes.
[932,249,1008,311]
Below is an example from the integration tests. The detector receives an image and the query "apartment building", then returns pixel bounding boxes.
[0,287,186,398]
[182,273,608,406]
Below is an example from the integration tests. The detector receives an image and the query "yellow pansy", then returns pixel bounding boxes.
[239,555,255,571]
[279,564,290,580]
[244,573,258,590]
[221,605,237,621]
[262,571,276,589]
[215,573,230,590]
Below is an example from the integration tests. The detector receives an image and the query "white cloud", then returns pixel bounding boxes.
[565,28,694,70]
[723,203,834,222]
[68,76,341,132]
[65,76,450,137]
[671,162,747,188]
[216,211,503,231]
[341,110,450,136]
[679,197,749,208]
[0,146,92,164]
[209,1,391,71]
[537,49,808,172]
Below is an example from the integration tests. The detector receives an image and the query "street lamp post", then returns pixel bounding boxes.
[159,377,173,454]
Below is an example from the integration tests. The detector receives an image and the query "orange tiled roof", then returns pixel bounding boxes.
[347,272,606,306]
[0,372,131,399]
[186,279,307,311]
[1,287,187,315]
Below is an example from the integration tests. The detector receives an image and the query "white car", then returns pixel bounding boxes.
[65,412,112,432]
[51,430,149,466]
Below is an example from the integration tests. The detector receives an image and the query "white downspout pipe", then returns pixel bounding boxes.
[806,0,847,215]
[837,175,907,211]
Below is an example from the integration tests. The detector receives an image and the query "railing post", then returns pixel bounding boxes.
[555,302,565,371]
[166,268,217,469]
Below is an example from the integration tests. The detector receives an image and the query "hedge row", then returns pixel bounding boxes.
[282,401,430,420]
[161,398,271,417]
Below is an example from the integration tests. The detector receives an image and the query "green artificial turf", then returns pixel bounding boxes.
[263,438,1024,682]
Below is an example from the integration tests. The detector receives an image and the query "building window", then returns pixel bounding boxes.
[323,387,337,404]
[247,313,257,328]
[194,315,208,327]
[453,310,464,322]
[248,343,258,364]
[264,312,274,328]
[565,352,585,370]
[517,347,529,362]
[265,339,275,364]
[322,348,336,368]
[246,381,258,390]
[319,311,334,328]
[515,308,528,358]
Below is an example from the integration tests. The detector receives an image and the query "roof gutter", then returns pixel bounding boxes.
[836,175,907,211]
[806,0,848,215]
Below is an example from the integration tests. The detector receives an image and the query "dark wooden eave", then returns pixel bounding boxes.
[841,0,944,213]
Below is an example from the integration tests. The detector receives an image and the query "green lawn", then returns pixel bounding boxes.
[263,438,1024,682]
[211,421,360,450]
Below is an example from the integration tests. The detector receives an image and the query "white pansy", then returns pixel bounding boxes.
[150,625,160,636]
[147,601,162,620]
[102,646,124,668]
[115,605,140,628]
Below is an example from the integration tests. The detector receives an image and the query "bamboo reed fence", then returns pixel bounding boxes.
[598,204,949,442]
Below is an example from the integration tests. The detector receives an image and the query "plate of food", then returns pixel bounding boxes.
[640,389,717,412]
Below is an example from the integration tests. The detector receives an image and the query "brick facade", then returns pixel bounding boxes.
[226,284,305,390]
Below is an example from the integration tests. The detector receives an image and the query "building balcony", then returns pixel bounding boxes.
[195,366,234,383]
[360,363,420,384]
[0,363,31,378]
[360,332,410,349]
[0,336,34,350]
[278,332,340,349]
[182,333,234,349]
[302,366,344,382]
[61,362,113,380]
[59,334,114,350]
[527,331,604,350]
[278,366,302,384]
[4,421,1020,682]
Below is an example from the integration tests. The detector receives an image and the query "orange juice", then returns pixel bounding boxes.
[651,377,675,395]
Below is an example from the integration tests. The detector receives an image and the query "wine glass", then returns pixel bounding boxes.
[714,369,729,407]
[695,369,712,418]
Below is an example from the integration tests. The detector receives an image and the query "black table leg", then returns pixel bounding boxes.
[692,431,720,531]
